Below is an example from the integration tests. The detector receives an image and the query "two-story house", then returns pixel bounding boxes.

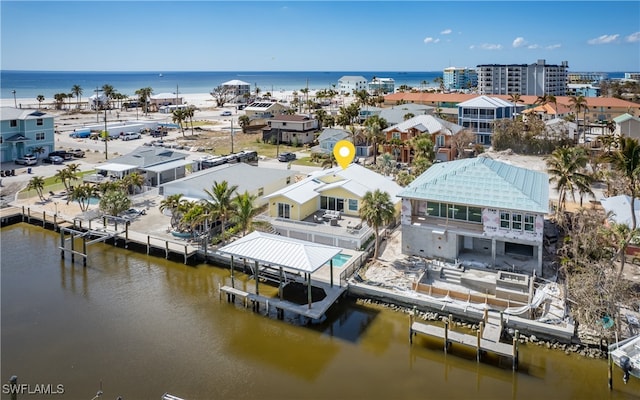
[262,164,403,249]
[457,96,519,146]
[398,157,549,275]
[337,76,368,95]
[221,79,251,103]
[0,107,55,163]
[382,114,464,163]
[262,114,318,146]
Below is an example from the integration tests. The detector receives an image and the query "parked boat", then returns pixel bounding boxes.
[610,334,640,383]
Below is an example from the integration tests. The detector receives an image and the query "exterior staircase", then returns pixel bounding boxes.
[440,267,463,284]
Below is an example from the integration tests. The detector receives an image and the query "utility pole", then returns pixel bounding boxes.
[94,87,102,123]
[104,106,108,160]
[230,118,235,154]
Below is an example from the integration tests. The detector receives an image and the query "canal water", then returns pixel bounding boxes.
[2,223,639,400]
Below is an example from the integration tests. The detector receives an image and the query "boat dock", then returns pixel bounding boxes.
[220,280,347,321]
[3,206,199,265]
[410,311,520,370]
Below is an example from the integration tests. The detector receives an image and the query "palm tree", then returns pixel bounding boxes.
[204,180,238,244]
[54,168,75,193]
[546,146,592,214]
[121,172,145,195]
[603,137,640,231]
[359,189,396,259]
[71,85,83,109]
[101,84,115,108]
[27,176,45,202]
[70,183,98,212]
[36,95,45,109]
[364,115,387,165]
[172,108,186,137]
[99,188,132,217]
[159,194,187,229]
[31,146,45,163]
[231,191,257,236]
[184,106,195,135]
[238,115,250,133]
[135,87,153,116]
[569,95,589,143]
[508,93,524,119]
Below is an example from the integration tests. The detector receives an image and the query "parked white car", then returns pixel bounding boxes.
[121,131,141,141]
[15,154,37,165]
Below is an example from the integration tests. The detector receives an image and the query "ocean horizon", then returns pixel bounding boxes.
[0,70,448,101]
[1,70,627,102]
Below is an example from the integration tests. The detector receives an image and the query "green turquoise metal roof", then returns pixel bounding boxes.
[398,157,549,213]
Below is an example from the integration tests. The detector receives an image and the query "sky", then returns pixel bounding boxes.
[1,1,639,72]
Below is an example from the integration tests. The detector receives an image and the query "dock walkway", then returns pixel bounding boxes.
[410,312,519,370]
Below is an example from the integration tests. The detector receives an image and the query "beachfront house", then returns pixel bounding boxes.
[614,113,640,140]
[382,114,464,163]
[0,107,55,163]
[86,146,191,188]
[150,93,184,109]
[262,114,318,146]
[221,80,251,103]
[260,163,402,249]
[161,163,296,208]
[544,119,577,142]
[457,96,517,146]
[398,157,549,275]
[368,77,395,94]
[338,76,367,95]
[521,102,572,122]
[244,101,289,120]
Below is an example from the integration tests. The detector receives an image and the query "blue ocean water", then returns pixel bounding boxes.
[0,70,444,100]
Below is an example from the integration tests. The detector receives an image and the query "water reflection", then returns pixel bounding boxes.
[2,223,640,400]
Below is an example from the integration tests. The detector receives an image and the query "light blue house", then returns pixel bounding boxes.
[0,107,56,163]
[398,157,549,275]
[457,96,519,145]
[314,128,372,157]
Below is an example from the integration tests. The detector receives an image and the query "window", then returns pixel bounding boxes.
[426,201,439,217]
[286,177,291,184]
[10,120,17,127]
[500,212,510,228]
[468,207,482,223]
[436,135,445,147]
[392,132,400,140]
[36,132,45,140]
[524,215,535,232]
[277,203,290,219]
[257,187,264,196]
[348,199,358,211]
[453,205,467,220]
[36,119,43,126]
[321,195,343,211]
[511,213,522,230]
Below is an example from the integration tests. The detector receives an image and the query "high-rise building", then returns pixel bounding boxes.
[443,67,478,90]
[477,59,568,96]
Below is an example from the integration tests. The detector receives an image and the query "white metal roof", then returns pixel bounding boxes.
[217,231,341,274]
[142,159,192,173]
[97,163,136,172]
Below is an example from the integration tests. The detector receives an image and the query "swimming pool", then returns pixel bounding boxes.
[329,253,352,268]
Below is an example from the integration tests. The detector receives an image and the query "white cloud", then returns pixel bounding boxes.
[626,32,640,42]
[512,37,527,48]
[546,44,561,50]
[527,44,540,49]
[440,29,452,35]
[479,43,502,50]
[587,34,619,45]
[423,37,440,44]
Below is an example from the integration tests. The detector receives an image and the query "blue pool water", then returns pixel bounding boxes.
[330,253,352,268]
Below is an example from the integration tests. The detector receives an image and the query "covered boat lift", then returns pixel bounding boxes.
[216,231,347,320]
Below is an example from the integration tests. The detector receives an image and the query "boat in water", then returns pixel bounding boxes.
[610,334,640,383]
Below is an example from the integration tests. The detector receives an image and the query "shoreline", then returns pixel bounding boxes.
[0,90,327,109]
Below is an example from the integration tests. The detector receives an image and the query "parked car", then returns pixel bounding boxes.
[278,152,296,162]
[221,111,232,116]
[151,130,168,138]
[42,155,64,164]
[67,148,85,158]
[15,154,37,165]
[121,131,141,141]
[49,150,73,160]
